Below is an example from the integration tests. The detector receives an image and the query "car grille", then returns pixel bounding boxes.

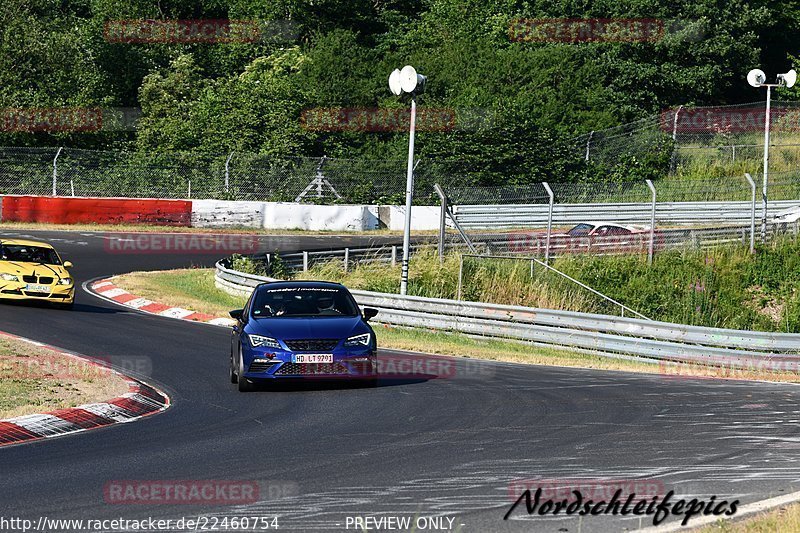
[275,363,350,376]
[21,275,53,284]
[248,361,278,373]
[284,339,339,351]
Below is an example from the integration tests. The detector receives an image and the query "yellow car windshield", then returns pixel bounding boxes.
[1,245,61,265]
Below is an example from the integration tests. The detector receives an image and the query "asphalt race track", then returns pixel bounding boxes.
[1,229,800,532]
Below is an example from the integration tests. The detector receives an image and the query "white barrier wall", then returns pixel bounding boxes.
[191,200,441,231]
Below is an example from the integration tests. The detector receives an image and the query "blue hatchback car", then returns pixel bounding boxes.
[229,281,379,391]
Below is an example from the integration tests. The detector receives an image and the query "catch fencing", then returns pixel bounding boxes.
[573,100,800,174]
[441,173,800,259]
[0,147,464,205]
[214,259,800,368]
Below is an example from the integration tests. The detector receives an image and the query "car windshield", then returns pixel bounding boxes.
[0,245,61,265]
[567,223,595,236]
[251,286,360,318]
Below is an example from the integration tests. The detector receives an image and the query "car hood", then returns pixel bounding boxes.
[248,315,366,341]
[0,260,69,279]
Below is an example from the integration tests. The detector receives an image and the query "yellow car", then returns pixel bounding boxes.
[0,239,75,308]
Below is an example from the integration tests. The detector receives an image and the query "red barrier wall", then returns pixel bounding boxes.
[0,196,192,226]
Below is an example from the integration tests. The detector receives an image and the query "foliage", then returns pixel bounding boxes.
[1,0,798,182]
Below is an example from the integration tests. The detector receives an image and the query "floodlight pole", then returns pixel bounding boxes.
[761,85,771,244]
[400,95,417,295]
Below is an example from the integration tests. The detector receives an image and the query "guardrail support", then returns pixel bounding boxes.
[646,179,656,265]
[745,173,756,253]
[302,251,308,272]
[542,182,554,265]
[344,248,349,273]
[457,254,464,300]
[52,147,63,196]
[391,246,397,267]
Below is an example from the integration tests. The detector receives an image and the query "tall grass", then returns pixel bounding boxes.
[296,238,800,332]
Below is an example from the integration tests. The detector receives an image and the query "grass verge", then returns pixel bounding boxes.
[111,268,800,382]
[0,335,129,419]
[696,502,800,532]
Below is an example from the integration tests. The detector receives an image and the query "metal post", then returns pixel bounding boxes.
[70,180,75,197]
[391,246,397,267]
[438,185,447,263]
[224,152,234,193]
[745,173,756,253]
[457,254,464,301]
[344,248,349,273]
[302,251,308,272]
[52,147,63,196]
[187,180,192,199]
[762,87,771,244]
[585,131,594,161]
[669,105,683,172]
[542,182,554,265]
[646,180,656,264]
[400,95,417,295]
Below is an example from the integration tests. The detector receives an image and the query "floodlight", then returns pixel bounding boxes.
[747,69,766,88]
[388,69,402,96]
[778,69,797,88]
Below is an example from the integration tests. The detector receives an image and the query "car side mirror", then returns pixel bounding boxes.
[229,309,244,321]
[363,308,379,321]
[63,261,73,269]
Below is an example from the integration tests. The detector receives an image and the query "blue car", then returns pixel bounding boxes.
[229,281,379,391]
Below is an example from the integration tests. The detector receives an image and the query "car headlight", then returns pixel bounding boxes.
[344,333,371,347]
[57,277,73,285]
[0,273,19,282]
[247,334,281,349]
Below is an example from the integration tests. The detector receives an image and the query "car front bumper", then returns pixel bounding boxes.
[0,282,75,303]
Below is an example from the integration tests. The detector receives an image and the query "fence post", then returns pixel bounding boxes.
[391,245,397,267]
[344,247,349,273]
[745,173,756,253]
[224,152,234,194]
[646,179,656,265]
[585,131,594,161]
[669,105,683,172]
[52,147,63,196]
[437,185,447,263]
[457,254,464,300]
[303,251,308,272]
[542,182,554,265]
[187,180,192,199]
[70,180,75,197]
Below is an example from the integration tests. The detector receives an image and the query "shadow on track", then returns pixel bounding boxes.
[0,299,123,315]
[242,375,436,393]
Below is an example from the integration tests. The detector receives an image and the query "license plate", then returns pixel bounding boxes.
[25,284,50,293]
[292,354,333,364]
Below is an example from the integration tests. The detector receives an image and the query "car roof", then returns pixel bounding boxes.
[0,239,54,248]
[256,280,346,291]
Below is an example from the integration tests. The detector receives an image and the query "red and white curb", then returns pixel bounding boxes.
[88,278,234,327]
[0,331,169,447]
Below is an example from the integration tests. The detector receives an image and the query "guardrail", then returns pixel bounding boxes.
[452,200,800,229]
[215,260,800,368]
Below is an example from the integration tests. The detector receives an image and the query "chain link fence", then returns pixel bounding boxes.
[440,171,800,259]
[572,101,800,176]
[0,147,468,205]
